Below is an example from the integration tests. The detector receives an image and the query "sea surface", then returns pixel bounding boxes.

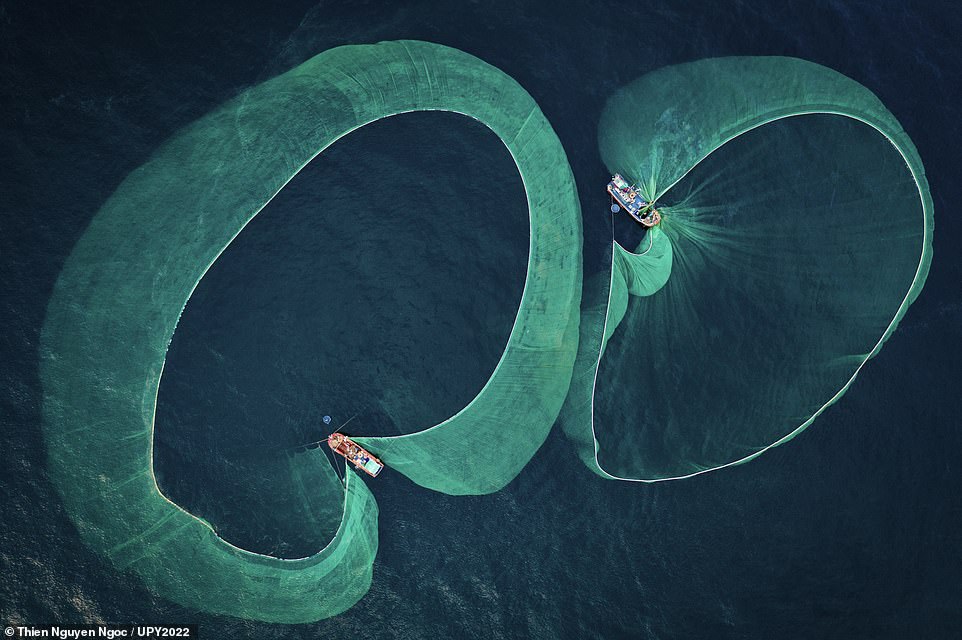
[2,1,961,638]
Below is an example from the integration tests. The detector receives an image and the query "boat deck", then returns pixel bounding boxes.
[607,174,661,227]
[328,433,384,478]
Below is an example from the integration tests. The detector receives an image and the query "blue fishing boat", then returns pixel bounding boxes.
[607,173,661,227]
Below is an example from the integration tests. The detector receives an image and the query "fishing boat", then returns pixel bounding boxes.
[607,173,661,227]
[327,432,384,477]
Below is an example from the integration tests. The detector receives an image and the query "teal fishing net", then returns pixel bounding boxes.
[41,47,932,622]
[563,57,933,481]
[40,40,581,622]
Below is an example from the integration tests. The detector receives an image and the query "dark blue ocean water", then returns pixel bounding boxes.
[2,1,961,638]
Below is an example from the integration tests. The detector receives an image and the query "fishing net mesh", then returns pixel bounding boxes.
[41,47,932,621]
[40,40,581,622]
[562,57,933,480]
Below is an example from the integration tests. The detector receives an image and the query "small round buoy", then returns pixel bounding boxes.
[322,415,332,425]
[610,204,621,213]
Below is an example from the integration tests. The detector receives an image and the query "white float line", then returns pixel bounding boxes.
[589,110,932,483]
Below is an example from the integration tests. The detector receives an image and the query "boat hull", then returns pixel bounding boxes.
[328,433,384,477]
[607,176,661,227]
